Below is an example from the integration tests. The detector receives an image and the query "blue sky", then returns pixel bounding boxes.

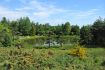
[0,0,105,26]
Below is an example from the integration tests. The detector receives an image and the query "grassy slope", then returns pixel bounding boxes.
[0,47,105,70]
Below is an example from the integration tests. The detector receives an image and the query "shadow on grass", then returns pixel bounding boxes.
[84,45,105,48]
[33,46,60,49]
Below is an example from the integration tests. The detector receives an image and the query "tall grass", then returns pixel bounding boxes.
[0,46,105,70]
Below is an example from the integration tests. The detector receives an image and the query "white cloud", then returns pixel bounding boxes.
[0,0,104,26]
[65,9,100,20]
[16,7,33,11]
[0,6,28,20]
[76,9,99,18]
[16,0,67,18]
[33,12,50,17]
[0,0,68,22]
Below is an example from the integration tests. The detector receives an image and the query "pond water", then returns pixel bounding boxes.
[21,36,80,47]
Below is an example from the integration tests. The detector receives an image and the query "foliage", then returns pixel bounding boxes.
[80,18,105,46]
[0,17,9,27]
[91,18,105,46]
[80,25,93,45]
[10,21,19,35]
[17,35,80,48]
[0,47,105,70]
[18,17,32,36]
[30,22,36,36]
[0,24,12,47]
[68,44,87,59]
[63,22,71,35]
[71,25,80,35]
[1,16,105,47]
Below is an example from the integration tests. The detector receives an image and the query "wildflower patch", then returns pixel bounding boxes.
[68,45,87,59]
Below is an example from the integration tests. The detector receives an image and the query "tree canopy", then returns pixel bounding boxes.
[0,17,105,47]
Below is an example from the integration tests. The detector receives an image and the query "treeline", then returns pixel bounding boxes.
[80,18,105,46]
[0,17,80,36]
[0,17,105,47]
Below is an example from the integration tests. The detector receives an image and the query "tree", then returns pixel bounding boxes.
[0,17,9,26]
[56,32,63,47]
[47,31,53,47]
[35,22,40,35]
[54,25,62,35]
[18,17,31,36]
[63,22,71,35]
[91,18,105,46]
[0,24,12,47]
[10,21,19,35]
[30,22,36,36]
[71,25,80,35]
[80,25,92,45]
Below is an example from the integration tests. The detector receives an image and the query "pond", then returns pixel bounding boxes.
[20,36,80,47]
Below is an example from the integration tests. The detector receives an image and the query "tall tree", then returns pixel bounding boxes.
[0,17,9,26]
[63,22,71,35]
[30,22,36,36]
[91,18,105,46]
[10,21,19,35]
[18,17,31,36]
[35,22,40,35]
[71,25,80,35]
[54,25,62,35]
[80,25,92,45]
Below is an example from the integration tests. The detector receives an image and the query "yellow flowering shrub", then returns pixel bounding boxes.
[68,44,87,59]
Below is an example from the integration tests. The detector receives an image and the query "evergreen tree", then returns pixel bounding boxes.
[18,17,31,36]
[63,22,71,35]
[80,25,92,45]
[71,25,80,35]
[91,18,105,46]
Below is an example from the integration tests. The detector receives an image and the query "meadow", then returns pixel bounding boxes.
[0,45,105,70]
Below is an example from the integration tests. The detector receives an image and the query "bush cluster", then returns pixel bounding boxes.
[68,45,87,59]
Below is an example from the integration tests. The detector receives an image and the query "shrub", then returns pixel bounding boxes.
[68,44,87,59]
[101,61,105,66]
[3,60,14,70]
[0,24,12,47]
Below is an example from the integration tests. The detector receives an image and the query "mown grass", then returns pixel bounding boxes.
[0,46,105,70]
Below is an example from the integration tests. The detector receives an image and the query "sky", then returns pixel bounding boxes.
[0,0,105,26]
